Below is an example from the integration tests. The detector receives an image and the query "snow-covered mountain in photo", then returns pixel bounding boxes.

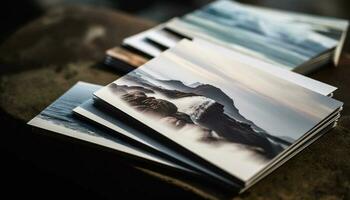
[108,70,293,159]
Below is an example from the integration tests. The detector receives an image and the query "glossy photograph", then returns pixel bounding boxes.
[165,0,346,69]
[28,82,179,168]
[95,40,342,181]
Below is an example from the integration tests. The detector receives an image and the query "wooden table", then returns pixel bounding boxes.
[0,5,349,200]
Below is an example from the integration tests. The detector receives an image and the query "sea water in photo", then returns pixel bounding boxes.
[167,0,343,69]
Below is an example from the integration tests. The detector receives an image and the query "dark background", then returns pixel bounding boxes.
[1,0,350,43]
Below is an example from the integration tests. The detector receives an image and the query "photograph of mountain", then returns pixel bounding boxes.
[107,75,286,160]
[165,0,343,69]
[95,40,342,181]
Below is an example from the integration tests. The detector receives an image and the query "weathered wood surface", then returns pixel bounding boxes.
[0,5,349,200]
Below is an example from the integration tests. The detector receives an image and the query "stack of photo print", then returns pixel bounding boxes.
[28,0,348,196]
